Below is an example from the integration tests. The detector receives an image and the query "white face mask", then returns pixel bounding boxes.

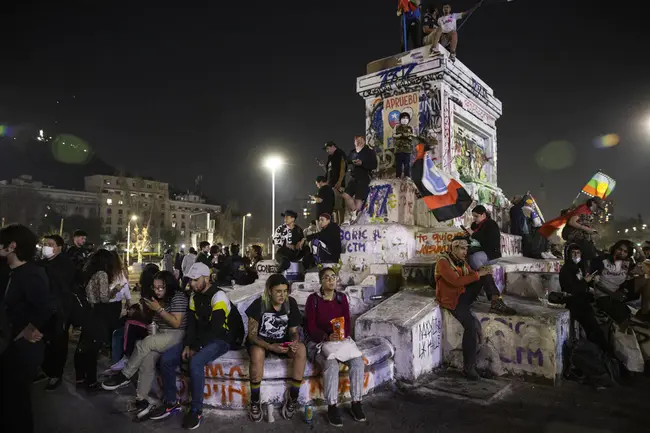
[400,118,409,125]
[572,257,581,264]
[42,246,55,258]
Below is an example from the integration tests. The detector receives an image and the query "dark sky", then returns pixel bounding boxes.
[2,0,650,234]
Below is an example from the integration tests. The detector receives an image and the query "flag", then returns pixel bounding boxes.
[397,0,417,15]
[538,204,589,239]
[522,193,545,224]
[581,171,615,199]
[411,144,472,222]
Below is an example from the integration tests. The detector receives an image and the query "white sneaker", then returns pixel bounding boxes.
[541,252,555,259]
[110,357,127,371]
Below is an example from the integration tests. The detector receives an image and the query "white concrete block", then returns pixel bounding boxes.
[340,224,416,265]
[505,272,561,299]
[290,281,320,293]
[369,264,389,275]
[353,179,417,226]
[441,297,570,384]
[253,260,280,282]
[355,291,442,382]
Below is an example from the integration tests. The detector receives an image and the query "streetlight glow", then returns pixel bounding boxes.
[242,213,252,249]
[246,213,252,217]
[263,155,283,169]
[131,215,138,221]
[263,155,283,261]
[126,215,139,265]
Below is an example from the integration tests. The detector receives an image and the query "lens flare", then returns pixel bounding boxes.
[535,140,576,170]
[593,133,620,149]
[51,134,91,164]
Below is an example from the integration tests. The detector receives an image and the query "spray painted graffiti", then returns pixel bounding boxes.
[480,317,544,367]
[416,231,464,256]
[470,78,488,102]
[360,72,444,98]
[340,227,383,253]
[362,184,395,223]
[377,63,417,86]
[416,314,442,360]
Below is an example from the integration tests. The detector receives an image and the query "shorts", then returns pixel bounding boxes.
[344,178,370,201]
[245,341,290,358]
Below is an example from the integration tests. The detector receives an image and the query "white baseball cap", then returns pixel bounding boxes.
[185,263,211,280]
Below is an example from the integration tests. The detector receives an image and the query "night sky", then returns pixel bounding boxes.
[2,0,650,235]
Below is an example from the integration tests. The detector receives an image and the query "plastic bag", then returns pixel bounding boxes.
[612,326,645,373]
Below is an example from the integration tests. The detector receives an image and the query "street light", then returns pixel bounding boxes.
[263,155,283,260]
[241,213,252,250]
[126,215,138,265]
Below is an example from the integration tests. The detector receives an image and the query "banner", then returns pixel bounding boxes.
[383,92,419,150]
[581,171,616,199]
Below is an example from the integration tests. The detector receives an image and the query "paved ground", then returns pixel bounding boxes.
[33,343,650,433]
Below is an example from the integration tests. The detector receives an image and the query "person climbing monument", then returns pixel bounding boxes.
[397,0,422,51]
[429,3,480,60]
[341,137,377,225]
[393,112,415,179]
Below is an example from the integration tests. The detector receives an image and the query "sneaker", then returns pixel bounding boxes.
[182,410,202,430]
[463,366,481,381]
[110,357,128,371]
[328,405,343,427]
[249,401,263,423]
[149,401,181,420]
[85,382,102,395]
[133,399,151,420]
[101,372,131,391]
[45,377,62,392]
[541,251,556,259]
[33,372,48,384]
[489,298,517,316]
[281,392,297,420]
[350,402,366,422]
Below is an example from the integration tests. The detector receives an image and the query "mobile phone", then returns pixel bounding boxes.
[460,225,469,233]
[280,342,292,347]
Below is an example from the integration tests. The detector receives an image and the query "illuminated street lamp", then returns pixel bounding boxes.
[241,213,252,250]
[263,156,283,260]
[126,215,138,265]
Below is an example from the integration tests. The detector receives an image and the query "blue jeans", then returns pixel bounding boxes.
[111,328,124,363]
[468,251,495,271]
[160,340,230,412]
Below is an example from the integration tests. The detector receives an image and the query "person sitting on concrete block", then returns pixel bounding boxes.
[150,263,234,430]
[465,205,502,270]
[305,267,366,427]
[306,213,342,265]
[435,236,516,380]
[273,210,315,272]
[429,3,478,60]
[245,274,306,422]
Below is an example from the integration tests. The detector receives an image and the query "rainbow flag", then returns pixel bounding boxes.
[581,171,615,199]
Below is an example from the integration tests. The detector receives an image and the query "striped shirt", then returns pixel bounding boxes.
[155,292,189,330]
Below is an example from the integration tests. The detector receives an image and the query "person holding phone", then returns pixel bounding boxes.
[101,271,187,421]
[245,274,306,422]
[560,244,612,355]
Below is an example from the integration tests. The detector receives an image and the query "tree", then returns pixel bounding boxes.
[160,228,179,250]
[213,202,237,245]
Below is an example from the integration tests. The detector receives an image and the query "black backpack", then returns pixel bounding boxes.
[563,338,619,387]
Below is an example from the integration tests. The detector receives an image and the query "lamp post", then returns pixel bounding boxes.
[126,215,138,265]
[263,156,283,261]
[241,213,252,250]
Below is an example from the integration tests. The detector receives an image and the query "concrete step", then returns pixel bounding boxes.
[415,230,523,258]
[441,296,569,385]
[505,272,561,299]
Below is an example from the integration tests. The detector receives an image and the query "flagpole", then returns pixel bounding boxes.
[403,14,408,52]
[457,0,485,32]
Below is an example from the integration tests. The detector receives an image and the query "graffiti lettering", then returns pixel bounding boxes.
[480,318,544,367]
[470,78,488,101]
[415,314,442,360]
[340,227,369,253]
[360,73,443,98]
[377,63,417,86]
[363,184,394,221]
[256,263,279,274]
[416,231,464,256]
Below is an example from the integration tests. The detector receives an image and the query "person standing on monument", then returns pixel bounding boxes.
[341,136,377,225]
[422,7,439,45]
[323,141,347,223]
[429,3,479,60]
[393,112,415,179]
[310,176,335,218]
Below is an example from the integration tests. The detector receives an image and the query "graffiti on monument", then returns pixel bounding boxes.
[340,227,383,254]
[377,63,417,86]
[480,317,544,367]
[416,232,464,256]
[452,123,491,183]
[361,184,396,223]
[415,312,442,360]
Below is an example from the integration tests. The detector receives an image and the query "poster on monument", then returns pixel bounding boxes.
[382,92,419,150]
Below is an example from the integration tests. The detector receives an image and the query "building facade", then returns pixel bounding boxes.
[169,192,221,250]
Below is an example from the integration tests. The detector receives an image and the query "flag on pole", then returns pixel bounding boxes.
[411,144,473,222]
[581,171,616,199]
[397,0,418,15]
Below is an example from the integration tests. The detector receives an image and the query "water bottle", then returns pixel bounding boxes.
[147,321,158,336]
[264,403,274,423]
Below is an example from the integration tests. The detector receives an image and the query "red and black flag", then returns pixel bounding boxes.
[411,144,473,222]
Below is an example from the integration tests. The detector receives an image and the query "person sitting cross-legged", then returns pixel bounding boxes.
[305,268,366,427]
[245,274,307,422]
[101,271,187,420]
[435,236,516,380]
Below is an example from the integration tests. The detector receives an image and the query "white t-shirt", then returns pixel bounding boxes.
[438,13,463,33]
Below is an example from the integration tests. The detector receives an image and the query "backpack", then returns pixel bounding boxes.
[223,292,245,349]
[563,338,620,387]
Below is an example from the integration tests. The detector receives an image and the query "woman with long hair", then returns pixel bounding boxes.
[304,267,366,426]
[245,274,306,422]
[74,249,124,391]
[102,271,188,420]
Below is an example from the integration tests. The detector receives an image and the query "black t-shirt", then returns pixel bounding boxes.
[245,296,301,344]
[326,148,347,188]
[316,184,335,216]
[423,13,437,31]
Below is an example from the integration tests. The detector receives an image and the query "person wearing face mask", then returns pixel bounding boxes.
[0,224,56,433]
[393,112,415,179]
[38,234,76,391]
[559,244,611,355]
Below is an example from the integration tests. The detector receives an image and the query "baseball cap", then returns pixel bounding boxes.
[323,141,336,150]
[282,210,298,219]
[319,213,332,220]
[185,263,211,280]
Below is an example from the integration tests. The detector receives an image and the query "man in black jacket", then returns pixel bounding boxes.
[0,224,56,433]
[307,213,342,264]
[466,205,502,270]
[323,141,347,191]
[342,136,378,224]
[310,176,335,217]
[39,234,76,391]
[157,262,232,430]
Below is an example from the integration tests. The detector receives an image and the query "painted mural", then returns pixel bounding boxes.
[452,123,491,183]
[383,92,419,150]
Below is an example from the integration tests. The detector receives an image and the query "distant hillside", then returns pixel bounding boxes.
[0,136,118,190]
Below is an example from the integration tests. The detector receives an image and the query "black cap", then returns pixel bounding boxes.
[323,141,337,149]
[282,210,298,219]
